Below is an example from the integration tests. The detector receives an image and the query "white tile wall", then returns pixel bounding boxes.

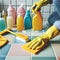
[4,0,10,5]
[0,0,2,4]
[26,0,32,5]
[33,0,39,3]
[17,0,25,5]
[11,0,16,5]
[0,0,55,21]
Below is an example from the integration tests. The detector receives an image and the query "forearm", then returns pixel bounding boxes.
[39,25,59,42]
[40,0,53,6]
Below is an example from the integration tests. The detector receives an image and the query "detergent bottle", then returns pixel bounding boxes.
[24,7,32,29]
[17,4,26,18]
[32,11,43,30]
[7,3,16,25]
[0,18,6,31]
[1,10,7,21]
[7,11,13,29]
[17,13,24,31]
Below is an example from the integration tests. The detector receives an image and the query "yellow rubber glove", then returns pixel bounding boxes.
[27,26,59,50]
[0,35,8,48]
[26,37,45,50]
[32,0,51,13]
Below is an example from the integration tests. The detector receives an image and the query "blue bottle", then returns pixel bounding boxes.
[24,7,32,29]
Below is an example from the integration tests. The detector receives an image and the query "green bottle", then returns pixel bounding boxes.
[0,18,6,31]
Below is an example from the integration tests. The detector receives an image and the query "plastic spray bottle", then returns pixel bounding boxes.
[24,7,32,29]
[17,13,24,31]
[32,11,43,30]
[7,12,13,29]
[7,3,16,25]
[0,18,6,31]
[17,4,26,18]
[1,10,7,21]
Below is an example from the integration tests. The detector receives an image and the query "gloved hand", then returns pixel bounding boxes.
[26,26,59,50]
[31,1,42,13]
[26,37,48,50]
[31,0,51,13]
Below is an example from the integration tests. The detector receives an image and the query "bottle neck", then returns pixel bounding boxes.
[26,10,30,16]
[35,11,41,15]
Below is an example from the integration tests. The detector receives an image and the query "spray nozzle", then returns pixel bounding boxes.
[27,7,30,10]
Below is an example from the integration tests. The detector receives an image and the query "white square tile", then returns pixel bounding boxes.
[26,0,32,5]
[4,0,10,5]
[44,5,50,12]
[4,6,8,10]
[17,0,25,5]
[33,0,39,3]
[51,5,55,12]
[0,0,3,5]
[11,0,16,5]
[0,0,2,2]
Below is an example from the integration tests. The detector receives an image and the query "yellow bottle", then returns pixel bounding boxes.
[32,11,43,30]
[7,12,13,29]
[17,13,24,31]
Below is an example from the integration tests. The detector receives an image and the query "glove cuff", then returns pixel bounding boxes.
[53,21,60,31]
[39,26,59,42]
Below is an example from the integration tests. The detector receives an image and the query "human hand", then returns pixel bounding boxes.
[31,0,49,13]
[31,1,42,13]
[26,37,47,50]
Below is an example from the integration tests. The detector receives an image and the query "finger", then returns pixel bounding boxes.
[32,2,37,9]
[32,40,42,50]
[32,37,42,49]
[36,41,44,50]
[31,2,37,13]
[29,40,37,49]
[26,39,37,47]
[31,9,35,13]
[35,6,40,12]
[27,37,39,47]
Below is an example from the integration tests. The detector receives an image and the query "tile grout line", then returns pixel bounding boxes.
[51,44,58,60]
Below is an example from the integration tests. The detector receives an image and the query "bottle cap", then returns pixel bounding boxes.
[2,10,7,15]
[20,4,24,7]
[27,7,30,10]
[2,10,5,15]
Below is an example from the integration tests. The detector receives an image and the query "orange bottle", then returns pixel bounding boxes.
[32,11,43,30]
